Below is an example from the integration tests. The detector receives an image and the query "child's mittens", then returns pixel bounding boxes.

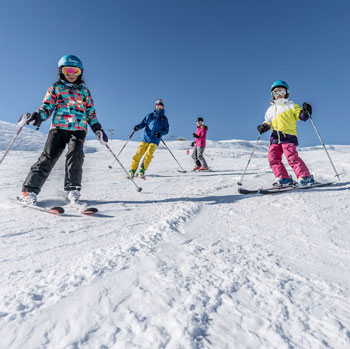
[257,123,270,134]
[302,102,312,116]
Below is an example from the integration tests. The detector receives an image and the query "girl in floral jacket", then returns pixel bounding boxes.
[21,55,108,205]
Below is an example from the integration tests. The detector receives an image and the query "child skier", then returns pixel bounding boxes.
[21,54,108,205]
[257,80,313,187]
[191,117,209,171]
[129,99,169,178]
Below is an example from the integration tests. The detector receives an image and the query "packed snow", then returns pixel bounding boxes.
[0,121,349,349]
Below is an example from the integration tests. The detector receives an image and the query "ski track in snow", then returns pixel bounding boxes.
[0,128,349,348]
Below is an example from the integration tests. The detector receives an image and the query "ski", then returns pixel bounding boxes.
[15,197,64,215]
[177,170,187,173]
[259,182,334,195]
[238,183,293,194]
[237,185,289,195]
[238,187,260,195]
[69,202,98,215]
[135,173,146,180]
[238,182,334,195]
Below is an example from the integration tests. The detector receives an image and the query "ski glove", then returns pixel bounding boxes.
[91,123,108,145]
[155,131,161,138]
[191,141,195,147]
[302,102,312,116]
[257,123,270,134]
[26,112,42,127]
[193,133,199,138]
[133,125,139,131]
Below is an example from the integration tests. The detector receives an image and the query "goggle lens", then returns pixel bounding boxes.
[62,66,82,76]
[272,87,287,97]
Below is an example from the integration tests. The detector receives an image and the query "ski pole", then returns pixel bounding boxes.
[161,138,187,173]
[105,143,142,192]
[308,114,340,181]
[0,113,30,166]
[237,135,261,186]
[108,131,135,169]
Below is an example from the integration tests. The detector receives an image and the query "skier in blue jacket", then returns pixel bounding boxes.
[129,99,169,178]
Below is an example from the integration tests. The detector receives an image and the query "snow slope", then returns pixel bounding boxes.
[0,122,349,349]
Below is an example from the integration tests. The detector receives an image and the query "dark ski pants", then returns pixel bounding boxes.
[22,129,86,194]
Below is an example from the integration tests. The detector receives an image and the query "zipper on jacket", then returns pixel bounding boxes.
[274,103,281,144]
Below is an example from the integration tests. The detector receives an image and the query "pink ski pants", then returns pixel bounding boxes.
[268,143,310,179]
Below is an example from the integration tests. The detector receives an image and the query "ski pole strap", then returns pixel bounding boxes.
[18,113,30,127]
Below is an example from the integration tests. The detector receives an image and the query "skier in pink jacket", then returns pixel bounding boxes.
[191,117,209,171]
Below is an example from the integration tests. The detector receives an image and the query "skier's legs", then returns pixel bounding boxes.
[282,143,311,178]
[197,147,208,168]
[22,129,67,194]
[191,147,201,167]
[142,143,157,170]
[130,142,149,171]
[64,131,86,191]
[268,144,289,178]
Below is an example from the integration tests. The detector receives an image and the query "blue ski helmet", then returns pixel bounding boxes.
[270,80,289,94]
[58,55,84,70]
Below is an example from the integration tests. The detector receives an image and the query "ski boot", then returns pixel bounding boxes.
[297,175,314,187]
[22,191,38,205]
[199,167,210,171]
[193,166,201,171]
[128,169,136,178]
[138,168,146,179]
[67,189,81,204]
[273,176,294,187]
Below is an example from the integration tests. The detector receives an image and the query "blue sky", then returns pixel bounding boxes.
[0,0,348,146]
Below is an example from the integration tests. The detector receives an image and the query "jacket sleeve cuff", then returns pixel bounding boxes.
[299,112,309,121]
[91,123,102,133]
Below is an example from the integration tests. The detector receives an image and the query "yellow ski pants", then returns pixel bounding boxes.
[130,142,158,171]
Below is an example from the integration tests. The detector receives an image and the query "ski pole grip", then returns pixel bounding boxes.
[17,112,31,127]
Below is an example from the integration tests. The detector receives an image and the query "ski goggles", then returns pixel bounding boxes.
[61,66,82,76]
[271,87,287,97]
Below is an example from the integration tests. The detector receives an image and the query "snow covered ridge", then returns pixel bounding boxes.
[0,120,96,153]
[0,120,47,151]
[2,120,342,155]
[0,120,269,157]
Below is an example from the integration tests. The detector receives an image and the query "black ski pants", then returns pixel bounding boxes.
[22,129,86,194]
